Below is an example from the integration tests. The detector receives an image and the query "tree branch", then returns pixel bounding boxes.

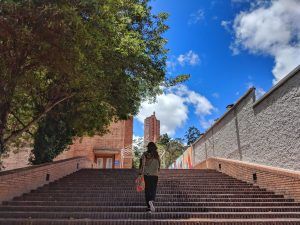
[4,93,75,144]
[10,112,34,137]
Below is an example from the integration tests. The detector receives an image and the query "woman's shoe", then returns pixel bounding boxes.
[149,201,155,212]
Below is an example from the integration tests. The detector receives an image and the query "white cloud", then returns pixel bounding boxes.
[200,119,214,130]
[136,85,214,136]
[212,92,220,98]
[231,0,300,83]
[133,135,144,149]
[188,9,205,25]
[171,85,214,115]
[166,60,177,71]
[221,20,232,32]
[229,43,241,55]
[167,50,200,72]
[133,134,143,140]
[246,82,266,99]
[246,82,254,89]
[231,0,254,5]
[137,93,188,136]
[177,50,200,66]
[231,0,251,3]
[187,92,213,115]
[256,87,266,99]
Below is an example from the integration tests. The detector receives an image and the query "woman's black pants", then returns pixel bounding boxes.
[144,175,158,208]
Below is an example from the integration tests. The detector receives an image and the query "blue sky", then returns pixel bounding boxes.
[133,0,300,141]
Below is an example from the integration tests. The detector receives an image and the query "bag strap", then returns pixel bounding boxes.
[141,154,146,174]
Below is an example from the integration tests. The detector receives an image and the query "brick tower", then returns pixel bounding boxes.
[144,112,160,145]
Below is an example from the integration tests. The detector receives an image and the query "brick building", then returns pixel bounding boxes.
[144,112,160,145]
[55,117,133,169]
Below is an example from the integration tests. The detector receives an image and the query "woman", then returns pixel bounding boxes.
[139,142,160,213]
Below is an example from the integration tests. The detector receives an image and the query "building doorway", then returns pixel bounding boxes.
[106,158,113,168]
[97,158,104,168]
[96,156,114,169]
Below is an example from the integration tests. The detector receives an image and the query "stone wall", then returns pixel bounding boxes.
[193,66,300,171]
[0,157,91,203]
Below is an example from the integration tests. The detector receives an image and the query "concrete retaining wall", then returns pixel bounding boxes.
[193,66,300,171]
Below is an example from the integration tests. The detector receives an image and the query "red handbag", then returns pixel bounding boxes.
[135,175,145,192]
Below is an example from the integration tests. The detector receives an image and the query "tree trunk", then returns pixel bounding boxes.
[0,68,20,154]
[0,101,11,154]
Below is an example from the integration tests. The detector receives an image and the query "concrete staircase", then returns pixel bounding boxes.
[0,169,300,224]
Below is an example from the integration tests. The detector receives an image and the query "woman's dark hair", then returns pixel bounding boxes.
[147,142,159,160]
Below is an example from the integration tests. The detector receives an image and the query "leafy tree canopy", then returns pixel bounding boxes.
[0,0,189,157]
[185,126,201,146]
[132,136,144,169]
[157,133,185,168]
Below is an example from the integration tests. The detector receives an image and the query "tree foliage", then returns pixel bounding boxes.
[185,126,201,146]
[0,0,182,159]
[157,133,185,168]
[132,136,144,169]
[30,104,75,164]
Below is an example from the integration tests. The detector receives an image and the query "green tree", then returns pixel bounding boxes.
[157,134,184,168]
[30,104,76,164]
[132,136,144,169]
[158,133,171,146]
[0,0,181,156]
[185,126,201,146]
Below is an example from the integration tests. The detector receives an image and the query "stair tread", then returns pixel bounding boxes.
[1,168,297,224]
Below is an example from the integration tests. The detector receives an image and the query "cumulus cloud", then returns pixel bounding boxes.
[133,135,144,148]
[136,85,214,136]
[133,134,143,140]
[246,82,266,99]
[171,85,214,115]
[212,92,220,98]
[167,51,200,73]
[166,59,177,71]
[231,0,300,83]
[256,87,266,99]
[221,20,232,33]
[200,119,214,130]
[137,93,188,136]
[188,9,205,25]
[231,0,251,3]
[177,50,200,66]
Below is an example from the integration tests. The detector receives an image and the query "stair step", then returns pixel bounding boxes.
[21,193,283,198]
[1,168,297,225]
[1,211,300,219]
[15,197,292,202]
[1,205,300,212]
[3,200,300,207]
[1,218,300,225]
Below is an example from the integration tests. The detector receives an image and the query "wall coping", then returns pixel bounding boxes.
[192,87,255,147]
[209,157,300,179]
[0,156,85,177]
[191,65,300,148]
[253,65,300,108]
